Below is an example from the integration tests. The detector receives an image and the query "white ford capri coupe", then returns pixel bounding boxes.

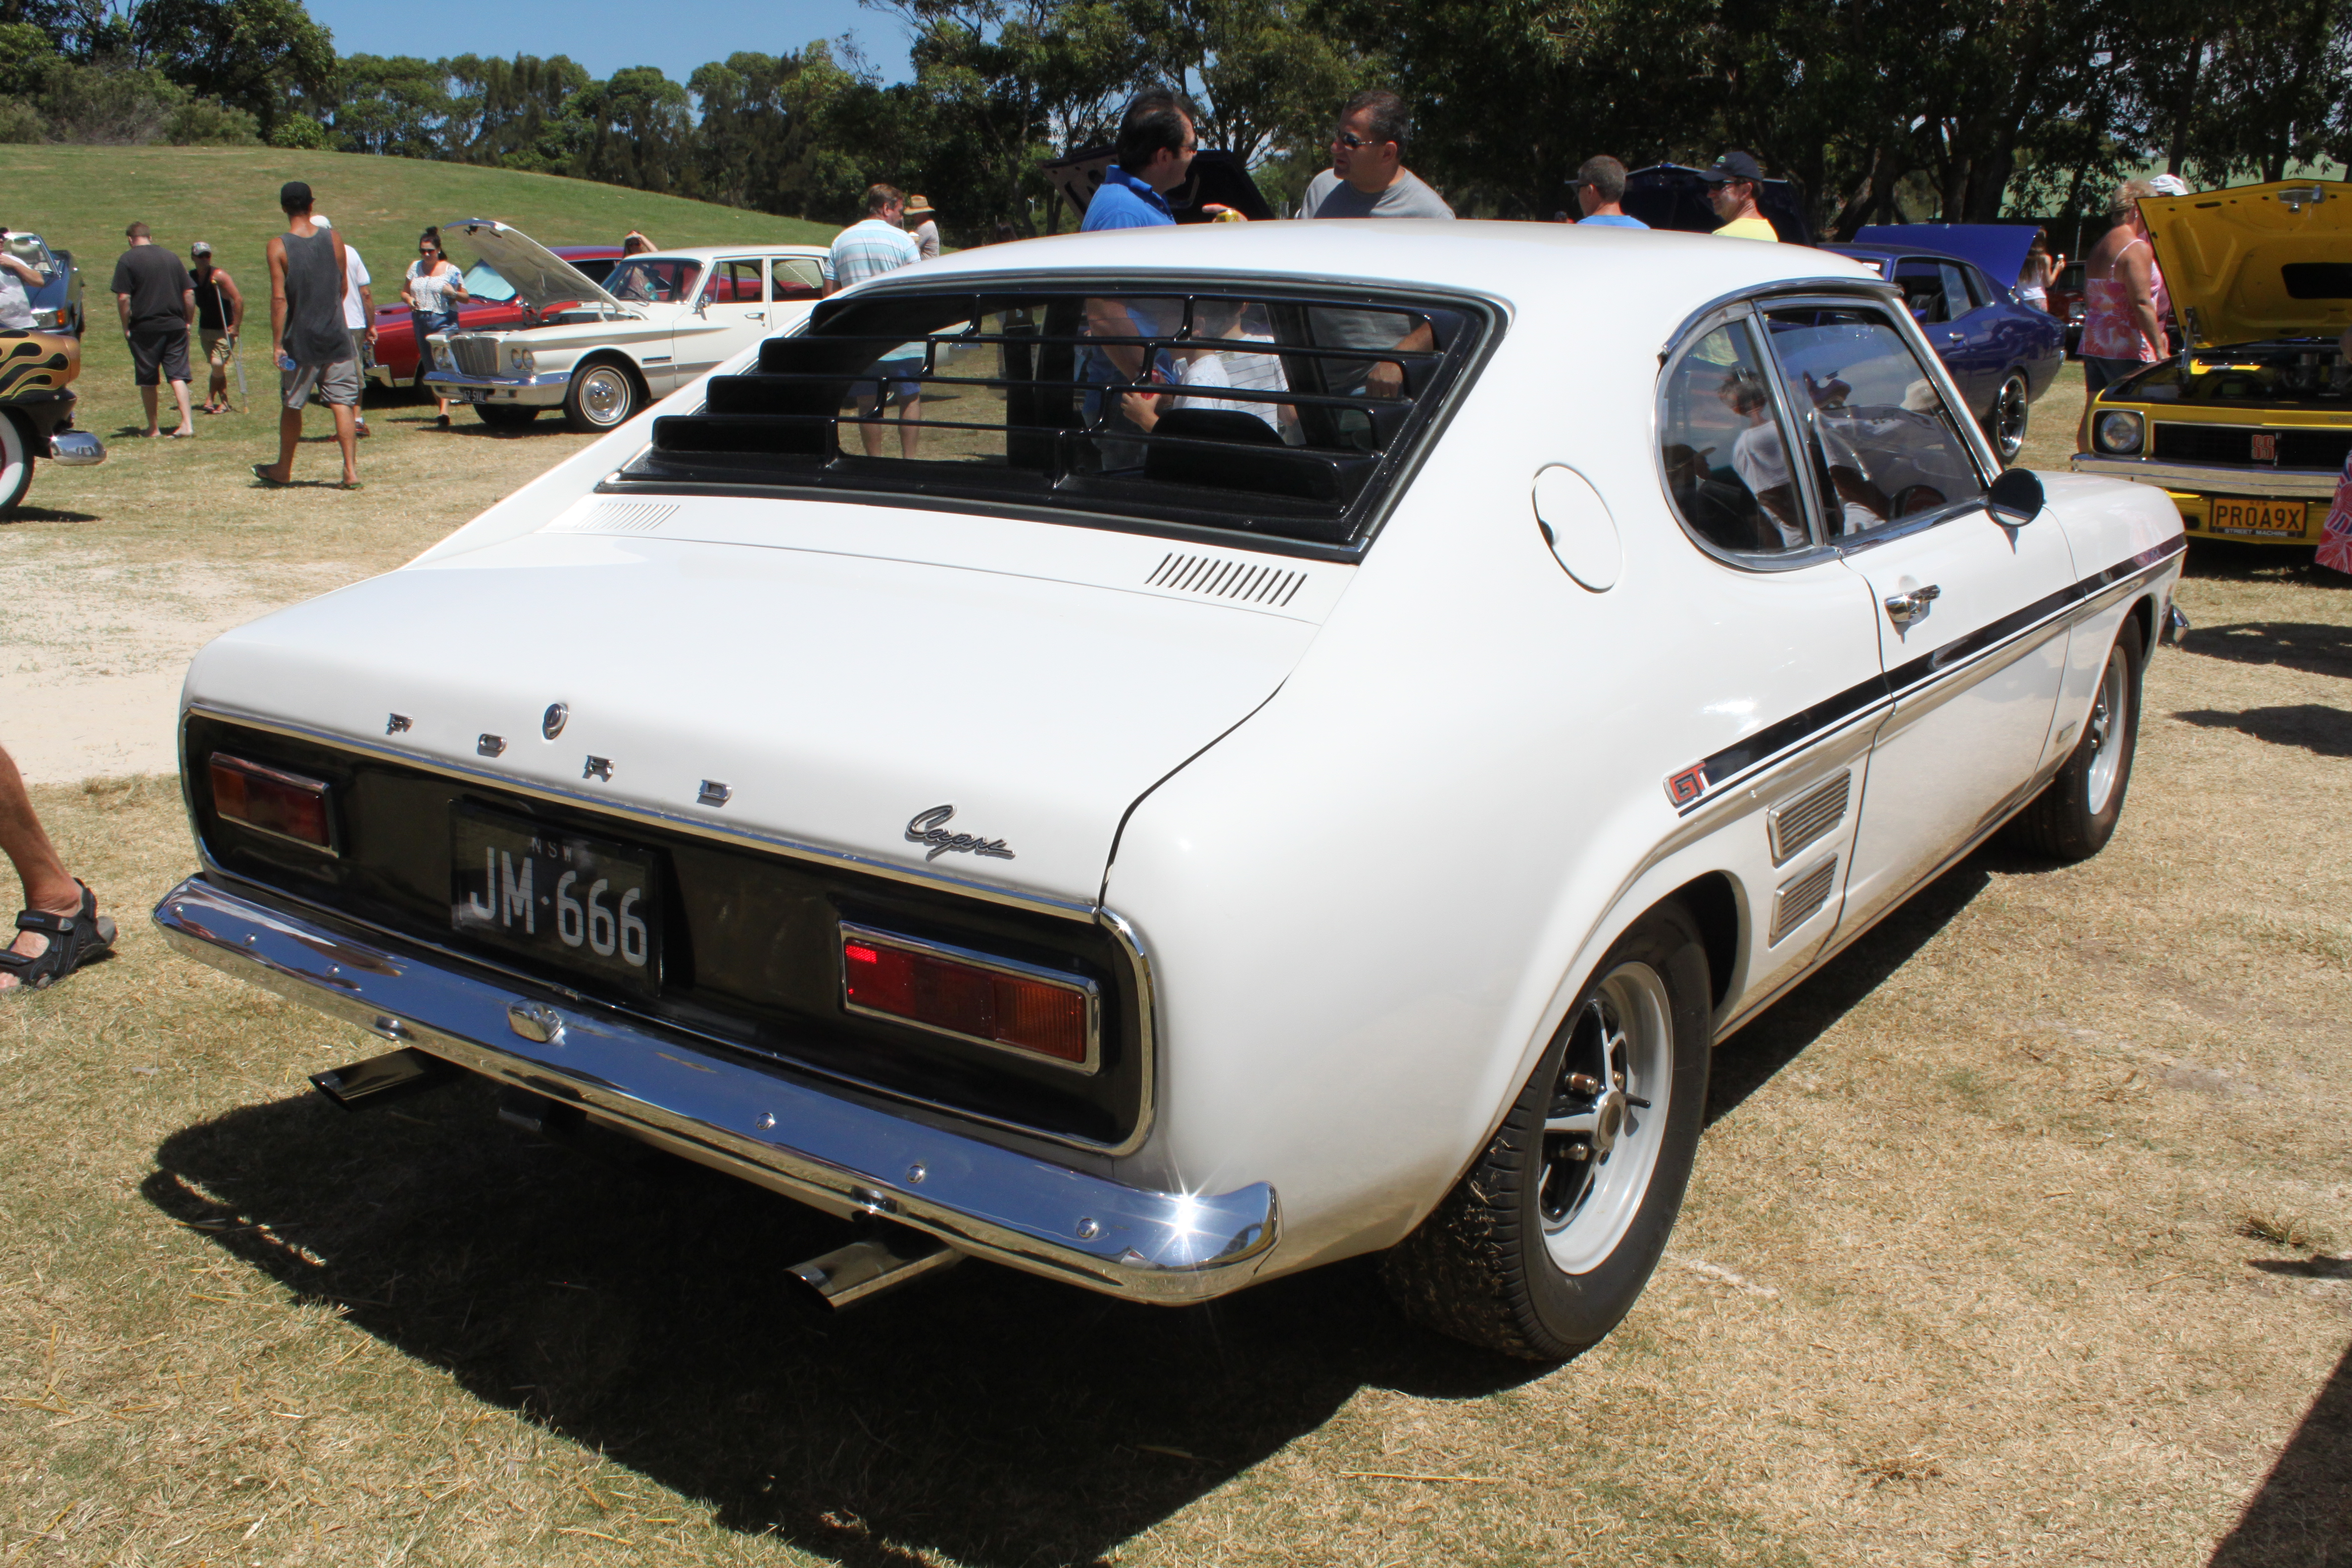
[157,223,2183,1358]
[421,220,833,433]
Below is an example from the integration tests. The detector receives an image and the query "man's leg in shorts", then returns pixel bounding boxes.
[854,376,888,458]
[161,328,194,435]
[201,329,230,409]
[348,330,371,435]
[129,329,163,435]
[0,742,83,990]
[260,359,311,481]
[896,377,923,460]
[319,357,360,481]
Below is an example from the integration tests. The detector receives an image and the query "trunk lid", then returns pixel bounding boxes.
[2142,181,2352,348]
[183,505,1338,905]
[443,217,626,315]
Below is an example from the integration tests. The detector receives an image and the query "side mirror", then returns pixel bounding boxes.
[1986,466,2043,525]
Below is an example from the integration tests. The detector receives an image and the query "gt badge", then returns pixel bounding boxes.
[1665,764,1709,807]
[2251,432,2278,464]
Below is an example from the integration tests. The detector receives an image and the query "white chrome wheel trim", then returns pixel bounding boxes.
[1993,373,2029,463]
[577,365,633,427]
[1541,960,1673,1275]
[0,412,29,507]
[2083,647,2127,814]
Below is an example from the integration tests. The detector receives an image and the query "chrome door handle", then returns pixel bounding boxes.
[1884,584,1942,626]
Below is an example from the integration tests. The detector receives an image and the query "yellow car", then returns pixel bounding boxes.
[2070,179,2350,547]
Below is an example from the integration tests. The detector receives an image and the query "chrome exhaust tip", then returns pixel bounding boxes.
[48,429,104,466]
[309,1046,455,1110]
[788,1224,961,1310]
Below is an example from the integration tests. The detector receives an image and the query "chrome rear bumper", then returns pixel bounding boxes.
[152,877,1277,1302]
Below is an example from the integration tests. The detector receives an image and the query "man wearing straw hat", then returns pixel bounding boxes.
[905,195,940,261]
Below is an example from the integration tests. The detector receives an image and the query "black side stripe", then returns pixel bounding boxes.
[1677,535,2185,817]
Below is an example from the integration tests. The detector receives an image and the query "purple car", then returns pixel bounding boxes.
[1825,226,2067,463]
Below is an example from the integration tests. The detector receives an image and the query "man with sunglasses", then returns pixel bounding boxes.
[1081,89,1197,232]
[1297,90,1454,221]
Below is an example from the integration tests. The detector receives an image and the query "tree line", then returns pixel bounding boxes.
[3,0,2348,244]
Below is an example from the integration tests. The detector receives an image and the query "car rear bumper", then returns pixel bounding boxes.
[422,369,572,406]
[151,875,1278,1302]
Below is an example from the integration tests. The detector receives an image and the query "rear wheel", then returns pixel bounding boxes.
[1380,902,1712,1360]
[2004,626,2142,860]
[0,410,37,514]
[1986,370,2030,464]
[476,403,539,429]
[563,360,640,433]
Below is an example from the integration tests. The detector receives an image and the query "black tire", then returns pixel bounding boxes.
[563,358,640,434]
[476,403,539,429]
[1985,370,2030,464]
[1380,902,1713,1360]
[2003,624,2142,861]
[0,409,37,514]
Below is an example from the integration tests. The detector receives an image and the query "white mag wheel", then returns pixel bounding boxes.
[565,362,639,432]
[0,411,36,512]
[1540,963,1675,1274]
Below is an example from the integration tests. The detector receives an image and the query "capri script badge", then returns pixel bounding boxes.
[905,804,1015,862]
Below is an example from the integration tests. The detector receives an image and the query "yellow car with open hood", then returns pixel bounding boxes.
[2071,180,2351,547]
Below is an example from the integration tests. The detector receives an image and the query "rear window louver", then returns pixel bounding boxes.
[616,287,1485,551]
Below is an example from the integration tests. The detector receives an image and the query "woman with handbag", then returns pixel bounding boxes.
[401,226,470,428]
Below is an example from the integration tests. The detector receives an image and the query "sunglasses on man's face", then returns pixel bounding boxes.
[1332,131,1385,149]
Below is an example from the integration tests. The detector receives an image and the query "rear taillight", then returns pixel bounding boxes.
[840,924,1096,1069]
[208,754,336,853]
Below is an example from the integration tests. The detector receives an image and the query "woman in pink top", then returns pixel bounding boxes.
[2076,179,2169,448]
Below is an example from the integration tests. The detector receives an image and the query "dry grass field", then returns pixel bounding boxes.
[1,360,2348,1567]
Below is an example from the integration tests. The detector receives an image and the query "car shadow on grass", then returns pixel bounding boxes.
[1707,856,1994,1126]
[2178,621,2352,680]
[142,1080,1543,1566]
[2207,1334,2352,1567]
[2174,704,2352,758]
[0,505,102,523]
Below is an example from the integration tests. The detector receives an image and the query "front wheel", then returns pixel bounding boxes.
[563,360,640,433]
[1986,370,2030,464]
[0,410,37,513]
[2003,626,2142,860]
[1380,902,1713,1360]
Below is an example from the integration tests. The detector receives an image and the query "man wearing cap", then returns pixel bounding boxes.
[905,195,941,261]
[110,222,196,437]
[314,216,376,436]
[1701,152,1779,241]
[187,241,244,415]
[252,181,360,489]
[1571,155,1648,229]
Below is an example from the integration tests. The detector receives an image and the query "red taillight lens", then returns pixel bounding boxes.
[842,929,1093,1066]
[209,754,334,852]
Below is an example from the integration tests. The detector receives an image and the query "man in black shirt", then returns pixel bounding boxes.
[110,222,196,437]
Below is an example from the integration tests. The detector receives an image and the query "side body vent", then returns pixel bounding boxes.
[1767,770,1852,866]
[1146,552,1309,607]
[547,502,680,535]
[1769,858,1837,946]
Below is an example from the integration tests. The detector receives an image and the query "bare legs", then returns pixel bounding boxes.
[140,378,195,438]
[0,743,81,990]
[257,399,359,486]
[854,392,922,458]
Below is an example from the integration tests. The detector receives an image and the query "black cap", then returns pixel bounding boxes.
[279,180,313,211]
[1699,151,1764,185]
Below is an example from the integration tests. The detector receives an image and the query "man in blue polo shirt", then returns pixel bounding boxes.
[1081,90,1197,232]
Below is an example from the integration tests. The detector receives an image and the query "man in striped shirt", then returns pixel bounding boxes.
[825,184,926,457]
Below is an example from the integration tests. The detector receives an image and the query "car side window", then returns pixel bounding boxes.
[1659,320,1817,556]
[1940,262,1980,315]
[772,257,825,301]
[1892,260,1947,322]
[1759,305,1988,538]
[707,260,764,304]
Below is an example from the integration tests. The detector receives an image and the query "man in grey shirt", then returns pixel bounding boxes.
[1297,89,1456,221]
[253,181,360,489]
[1298,90,1451,398]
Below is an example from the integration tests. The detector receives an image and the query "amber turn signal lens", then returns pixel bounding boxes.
[842,931,1091,1065]
[209,754,334,851]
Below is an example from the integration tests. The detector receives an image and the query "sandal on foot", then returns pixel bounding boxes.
[251,463,288,487]
[0,881,115,994]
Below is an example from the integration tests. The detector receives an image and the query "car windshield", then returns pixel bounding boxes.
[618,282,1489,551]
[606,258,703,304]
[460,262,517,304]
[4,234,51,272]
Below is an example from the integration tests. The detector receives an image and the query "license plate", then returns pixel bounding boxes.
[450,808,662,994]
[2206,496,2308,537]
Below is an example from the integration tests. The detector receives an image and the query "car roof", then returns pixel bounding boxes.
[630,245,832,263]
[1824,243,1981,273]
[551,245,625,259]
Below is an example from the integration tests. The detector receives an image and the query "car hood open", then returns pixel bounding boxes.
[181,521,1328,906]
[443,218,625,314]
[2142,180,2352,348]
[1851,223,2038,291]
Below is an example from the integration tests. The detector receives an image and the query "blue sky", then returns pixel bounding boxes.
[303,0,914,86]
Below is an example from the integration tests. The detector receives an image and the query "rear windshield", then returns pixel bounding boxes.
[615,284,1488,550]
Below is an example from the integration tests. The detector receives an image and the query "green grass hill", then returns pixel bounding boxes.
[0,146,836,296]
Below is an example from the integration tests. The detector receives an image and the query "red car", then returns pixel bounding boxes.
[367,245,624,392]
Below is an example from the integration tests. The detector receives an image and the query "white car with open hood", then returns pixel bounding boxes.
[421,219,832,433]
[157,223,2184,1358]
